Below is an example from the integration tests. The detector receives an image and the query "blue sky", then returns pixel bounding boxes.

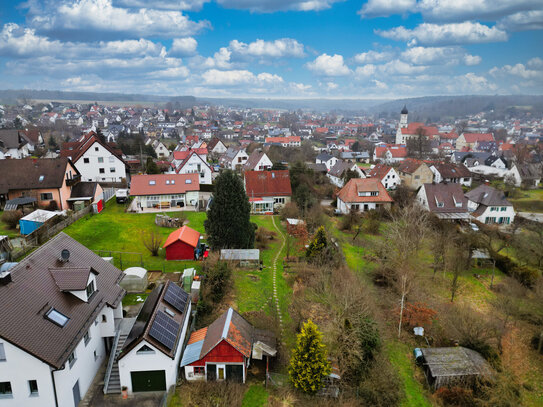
[0,0,542,98]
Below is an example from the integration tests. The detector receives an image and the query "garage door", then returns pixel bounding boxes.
[131,370,166,392]
[226,365,243,382]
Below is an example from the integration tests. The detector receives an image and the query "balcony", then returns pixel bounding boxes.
[65,174,81,186]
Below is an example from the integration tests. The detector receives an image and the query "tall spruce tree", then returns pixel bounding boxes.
[289,319,331,394]
[204,170,255,249]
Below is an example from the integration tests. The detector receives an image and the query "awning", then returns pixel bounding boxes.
[435,212,471,220]
[4,197,37,211]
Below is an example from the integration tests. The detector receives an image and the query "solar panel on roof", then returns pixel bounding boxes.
[164,283,189,313]
[148,311,180,350]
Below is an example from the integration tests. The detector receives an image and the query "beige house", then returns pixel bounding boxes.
[397,159,433,190]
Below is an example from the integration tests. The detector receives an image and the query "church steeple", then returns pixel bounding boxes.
[401,105,408,115]
[399,105,408,129]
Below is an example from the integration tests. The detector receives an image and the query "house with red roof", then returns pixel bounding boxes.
[367,164,401,190]
[180,308,276,382]
[244,170,292,214]
[398,158,433,190]
[264,136,301,147]
[171,151,213,184]
[163,225,201,260]
[129,173,200,212]
[373,143,407,164]
[396,122,440,145]
[336,178,393,214]
[456,133,494,152]
[60,131,129,183]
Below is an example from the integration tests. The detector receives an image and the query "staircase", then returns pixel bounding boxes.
[103,318,135,394]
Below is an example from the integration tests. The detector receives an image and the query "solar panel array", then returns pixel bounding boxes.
[164,283,189,313]
[149,311,180,350]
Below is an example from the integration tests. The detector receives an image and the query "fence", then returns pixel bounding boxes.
[94,250,145,270]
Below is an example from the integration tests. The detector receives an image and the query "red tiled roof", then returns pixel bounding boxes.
[129,173,199,196]
[401,122,439,136]
[398,158,424,174]
[462,133,494,143]
[374,144,407,158]
[59,131,125,164]
[188,327,207,345]
[367,164,393,180]
[163,226,200,248]
[244,170,292,198]
[337,178,393,203]
[265,136,301,144]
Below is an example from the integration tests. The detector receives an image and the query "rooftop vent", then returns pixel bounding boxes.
[60,249,70,262]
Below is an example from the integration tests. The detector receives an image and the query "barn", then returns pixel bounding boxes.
[180,308,276,383]
[163,226,200,261]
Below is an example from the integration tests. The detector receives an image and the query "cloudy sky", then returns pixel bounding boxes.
[0,0,542,98]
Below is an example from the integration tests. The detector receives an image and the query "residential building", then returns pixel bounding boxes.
[0,233,125,407]
[180,308,276,383]
[173,151,213,185]
[465,184,515,225]
[207,138,227,156]
[373,144,407,164]
[244,170,292,214]
[336,178,393,214]
[0,158,80,210]
[116,281,191,394]
[416,183,470,220]
[315,153,338,171]
[327,160,365,188]
[220,147,249,171]
[60,132,128,183]
[152,140,169,158]
[397,159,433,190]
[508,163,542,188]
[0,129,31,159]
[264,136,301,147]
[129,173,200,212]
[366,164,400,190]
[456,133,494,151]
[429,162,472,187]
[244,151,273,172]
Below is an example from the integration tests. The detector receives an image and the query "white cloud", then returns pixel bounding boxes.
[229,38,305,58]
[400,46,481,66]
[201,69,283,86]
[0,23,60,57]
[381,60,427,75]
[170,38,198,56]
[353,50,393,64]
[114,0,209,11]
[527,57,543,69]
[490,63,543,80]
[216,0,345,12]
[372,79,388,89]
[377,22,508,46]
[27,0,210,39]
[354,64,376,77]
[325,82,338,90]
[498,10,543,31]
[306,53,351,76]
[198,47,234,69]
[359,0,415,18]
[447,72,497,93]
[153,66,190,78]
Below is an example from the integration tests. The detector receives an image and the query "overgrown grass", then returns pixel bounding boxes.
[242,384,269,407]
[510,188,543,213]
[122,292,149,305]
[0,211,20,238]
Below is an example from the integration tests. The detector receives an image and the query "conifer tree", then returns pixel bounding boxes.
[305,225,327,259]
[204,169,255,249]
[289,319,331,394]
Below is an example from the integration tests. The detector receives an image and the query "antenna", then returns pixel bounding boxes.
[60,249,70,262]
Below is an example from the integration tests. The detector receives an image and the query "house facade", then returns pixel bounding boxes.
[465,184,515,226]
[336,178,393,214]
[416,183,469,220]
[456,133,494,151]
[398,159,433,190]
[174,152,213,185]
[0,233,125,407]
[373,144,407,164]
[220,147,249,170]
[244,151,273,172]
[244,170,292,214]
[129,173,200,211]
[265,136,301,147]
[429,162,472,187]
[327,160,365,188]
[315,153,338,171]
[367,164,400,190]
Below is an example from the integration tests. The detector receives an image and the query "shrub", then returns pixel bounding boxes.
[205,261,231,303]
[45,200,58,211]
[255,227,276,250]
[493,253,540,287]
[357,355,401,407]
[435,387,477,406]
[1,210,23,229]
[280,202,300,221]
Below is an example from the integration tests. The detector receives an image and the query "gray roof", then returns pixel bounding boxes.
[0,233,124,369]
[220,249,260,261]
[316,152,334,161]
[422,183,468,214]
[328,160,356,178]
[0,129,26,149]
[465,184,512,207]
[421,347,492,378]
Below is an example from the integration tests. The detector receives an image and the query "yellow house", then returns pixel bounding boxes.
[398,159,433,190]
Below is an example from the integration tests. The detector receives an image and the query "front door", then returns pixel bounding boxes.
[207,364,217,381]
[72,381,81,407]
[217,365,225,381]
[130,370,166,392]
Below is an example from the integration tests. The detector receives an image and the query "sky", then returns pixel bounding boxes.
[0,0,542,99]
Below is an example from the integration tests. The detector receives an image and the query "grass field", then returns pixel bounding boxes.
[241,384,269,407]
[510,188,543,213]
[0,211,21,239]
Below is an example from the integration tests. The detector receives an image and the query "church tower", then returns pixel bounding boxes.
[400,105,408,129]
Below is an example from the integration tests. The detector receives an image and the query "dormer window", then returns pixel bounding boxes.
[86,280,95,298]
[437,202,444,208]
[45,308,69,327]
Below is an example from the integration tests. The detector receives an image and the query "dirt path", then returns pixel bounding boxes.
[271,216,286,336]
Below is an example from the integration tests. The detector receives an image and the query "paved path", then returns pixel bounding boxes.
[271,216,286,336]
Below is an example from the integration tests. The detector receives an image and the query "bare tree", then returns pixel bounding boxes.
[141,230,163,256]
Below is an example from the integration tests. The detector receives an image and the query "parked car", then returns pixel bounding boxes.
[116,189,129,203]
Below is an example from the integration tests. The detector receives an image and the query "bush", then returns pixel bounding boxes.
[435,387,477,407]
[1,210,23,229]
[255,227,276,250]
[357,355,401,407]
[280,202,300,221]
[45,200,58,211]
[493,253,540,287]
[204,261,231,303]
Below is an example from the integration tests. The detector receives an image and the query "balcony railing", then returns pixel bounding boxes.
[65,174,81,186]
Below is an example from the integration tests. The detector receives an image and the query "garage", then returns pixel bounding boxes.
[130,370,166,392]
[226,365,244,382]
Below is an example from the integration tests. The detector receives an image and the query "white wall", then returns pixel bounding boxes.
[73,141,126,182]
[337,197,378,214]
[118,302,191,394]
[178,155,212,184]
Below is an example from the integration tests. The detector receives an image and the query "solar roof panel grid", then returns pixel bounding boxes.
[164,283,188,313]
[149,311,180,350]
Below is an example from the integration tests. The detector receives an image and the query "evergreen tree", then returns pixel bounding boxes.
[289,320,331,394]
[145,157,160,174]
[305,226,328,259]
[204,170,255,249]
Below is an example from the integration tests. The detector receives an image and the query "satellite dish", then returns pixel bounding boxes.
[61,249,70,262]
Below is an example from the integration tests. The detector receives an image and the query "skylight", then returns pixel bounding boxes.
[45,308,69,327]
[185,179,192,184]
[149,180,156,185]
[39,175,45,182]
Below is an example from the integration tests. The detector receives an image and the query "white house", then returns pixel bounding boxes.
[315,152,338,171]
[153,140,170,158]
[366,164,401,190]
[220,147,249,170]
[61,132,128,183]
[116,281,191,394]
[175,151,213,185]
[244,151,273,172]
[465,184,515,226]
[327,160,366,188]
[0,233,125,407]
[129,173,200,211]
[429,162,473,187]
[336,178,394,214]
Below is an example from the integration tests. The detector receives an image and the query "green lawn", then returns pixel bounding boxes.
[0,211,21,239]
[62,200,207,272]
[510,188,543,213]
[241,384,269,407]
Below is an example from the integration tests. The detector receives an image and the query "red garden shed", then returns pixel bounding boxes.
[163,226,200,260]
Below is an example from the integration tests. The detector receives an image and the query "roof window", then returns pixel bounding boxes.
[45,308,69,327]
[39,175,44,182]
[170,180,175,185]
[149,180,156,185]
[185,179,192,184]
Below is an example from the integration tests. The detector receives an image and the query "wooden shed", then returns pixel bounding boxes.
[163,226,201,261]
[419,347,493,390]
